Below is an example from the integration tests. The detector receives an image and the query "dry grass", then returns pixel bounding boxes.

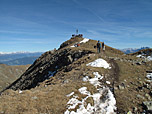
[0,64,30,91]
[0,80,99,114]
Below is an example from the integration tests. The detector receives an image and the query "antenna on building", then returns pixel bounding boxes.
[76,29,78,35]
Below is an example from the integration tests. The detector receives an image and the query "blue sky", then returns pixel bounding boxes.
[0,0,152,52]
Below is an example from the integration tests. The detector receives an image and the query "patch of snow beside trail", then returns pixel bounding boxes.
[78,87,91,95]
[82,76,89,82]
[71,38,89,47]
[137,54,152,61]
[71,45,75,47]
[66,96,81,109]
[89,72,103,88]
[147,56,152,61]
[66,92,75,97]
[106,81,111,84]
[65,72,117,114]
[79,38,89,43]
[136,54,143,58]
[86,58,111,69]
[65,87,116,114]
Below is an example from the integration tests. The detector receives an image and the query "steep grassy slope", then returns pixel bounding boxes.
[0,64,30,91]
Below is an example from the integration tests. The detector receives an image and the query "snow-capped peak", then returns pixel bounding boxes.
[0,51,43,55]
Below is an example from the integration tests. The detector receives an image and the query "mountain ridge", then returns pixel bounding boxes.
[0,37,151,114]
[120,47,150,54]
[0,52,43,65]
[2,56,40,65]
[0,51,44,55]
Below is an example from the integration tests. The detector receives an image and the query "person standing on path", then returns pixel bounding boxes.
[102,42,105,52]
[96,40,101,53]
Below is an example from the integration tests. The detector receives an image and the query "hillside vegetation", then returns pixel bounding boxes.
[0,64,30,91]
[0,37,151,114]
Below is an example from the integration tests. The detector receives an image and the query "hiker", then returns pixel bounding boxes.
[77,43,80,47]
[96,40,101,53]
[102,42,105,51]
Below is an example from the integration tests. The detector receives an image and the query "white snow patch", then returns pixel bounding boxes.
[93,72,103,80]
[65,87,116,114]
[19,90,22,94]
[71,38,89,47]
[86,58,111,69]
[79,38,89,43]
[78,87,90,95]
[91,88,117,114]
[106,81,111,84]
[66,92,75,97]
[71,45,75,47]
[67,96,81,110]
[65,72,117,114]
[147,73,152,80]
[136,54,144,58]
[82,76,89,82]
[137,54,152,61]
[147,56,152,61]
[89,72,103,88]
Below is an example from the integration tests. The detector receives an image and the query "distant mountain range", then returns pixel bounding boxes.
[0,52,43,65]
[120,47,150,54]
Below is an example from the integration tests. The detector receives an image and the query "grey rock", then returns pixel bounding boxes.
[63,80,69,84]
[146,84,152,90]
[31,96,38,100]
[133,107,138,112]
[120,59,123,62]
[136,62,142,65]
[137,94,145,99]
[138,81,143,84]
[67,55,73,63]
[143,101,152,112]
[145,94,151,100]
[118,83,125,90]
[118,85,125,89]
[114,86,118,90]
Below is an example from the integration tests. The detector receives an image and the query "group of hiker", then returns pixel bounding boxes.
[73,40,105,53]
[96,40,105,53]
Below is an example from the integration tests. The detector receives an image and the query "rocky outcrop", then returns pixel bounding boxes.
[0,48,93,93]
[143,101,152,113]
